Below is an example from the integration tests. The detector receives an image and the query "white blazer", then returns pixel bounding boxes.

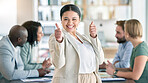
[49,29,104,83]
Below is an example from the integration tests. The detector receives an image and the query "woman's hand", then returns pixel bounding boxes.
[89,21,97,38]
[106,60,115,75]
[42,58,52,69]
[55,23,63,43]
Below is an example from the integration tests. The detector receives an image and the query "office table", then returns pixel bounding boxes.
[1,79,134,83]
[0,79,130,83]
[0,76,134,83]
[0,69,134,83]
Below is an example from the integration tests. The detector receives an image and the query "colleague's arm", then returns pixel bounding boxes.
[20,43,42,70]
[116,55,147,80]
[113,61,119,65]
[0,50,39,80]
[114,43,133,68]
[112,50,120,66]
[107,55,147,80]
[116,67,132,72]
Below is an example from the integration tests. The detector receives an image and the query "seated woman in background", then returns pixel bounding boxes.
[21,21,51,70]
[106,19,148,83]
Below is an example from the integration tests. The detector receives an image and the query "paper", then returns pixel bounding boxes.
[21,77,52,82]
[45,70,54,77]
[99,72,126,82]
[101,78,126,82]
[99,72,112,78]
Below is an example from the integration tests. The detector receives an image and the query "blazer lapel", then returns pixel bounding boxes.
[76,32,91,43]
[62,29,80,55]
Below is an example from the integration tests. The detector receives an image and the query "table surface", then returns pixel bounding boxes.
[1,79,129,83]
[0,76,133,83]
[0,69,134,83]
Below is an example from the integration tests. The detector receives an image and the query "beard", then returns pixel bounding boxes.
[116,36,126,43]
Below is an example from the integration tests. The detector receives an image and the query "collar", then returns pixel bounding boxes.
[7,35,17,52]
[121,41,129,48]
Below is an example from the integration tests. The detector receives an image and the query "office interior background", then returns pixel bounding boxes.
[0,0,148,62]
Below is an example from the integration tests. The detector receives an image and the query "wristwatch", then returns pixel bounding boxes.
[113,70,118,76]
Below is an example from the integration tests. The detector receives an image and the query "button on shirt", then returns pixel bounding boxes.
[72,35,96,74]
[113,41,133,68]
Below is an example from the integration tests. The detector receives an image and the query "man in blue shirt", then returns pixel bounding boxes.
[100,20,133,68]
[112,20,133,68]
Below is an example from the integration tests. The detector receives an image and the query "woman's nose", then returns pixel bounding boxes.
[68,20,73,24]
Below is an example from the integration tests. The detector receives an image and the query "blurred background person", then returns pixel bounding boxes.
[112,20,133,68]
[21,21,51,70]
[99,20,133,69]
[0,25,49,81]
[106,19,148,83]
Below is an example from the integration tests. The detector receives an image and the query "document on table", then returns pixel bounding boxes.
[100,72,126,82]
[101,78,126,82]
[21,77,52,82]
[45,70,54,77]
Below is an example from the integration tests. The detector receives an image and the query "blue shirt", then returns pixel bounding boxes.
[113,41,133,68]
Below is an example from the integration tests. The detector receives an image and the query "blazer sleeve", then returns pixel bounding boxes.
[89,35,104,65]
[20,43,42,70]
[48,34,65,69]
[0,49,39,80]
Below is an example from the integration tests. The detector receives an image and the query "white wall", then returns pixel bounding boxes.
[132,0,146,41]
[0,0,34,35]
[17,0,34,25]
[0,0,17,35]
[84,19,116,42]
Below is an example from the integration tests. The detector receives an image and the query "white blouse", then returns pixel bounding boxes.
[72,35,96,74]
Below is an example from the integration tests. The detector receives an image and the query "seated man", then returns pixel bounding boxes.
[100,20,133,68]
[0,25,50,80]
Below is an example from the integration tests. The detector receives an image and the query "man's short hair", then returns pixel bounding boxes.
[116,20,126,31]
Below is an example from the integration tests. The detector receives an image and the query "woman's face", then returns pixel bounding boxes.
[61,11,80,35]
[37,26,44,41]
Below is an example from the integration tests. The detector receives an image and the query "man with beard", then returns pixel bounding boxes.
[112,20,133,68]
[0,25,50,81]
[100,20,133,69]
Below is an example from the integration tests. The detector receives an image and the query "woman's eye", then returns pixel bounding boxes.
[64,19,68,21]
[73,19,76,21]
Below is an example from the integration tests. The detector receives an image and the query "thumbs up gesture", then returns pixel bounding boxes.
[55,23,63,43]
[89,21,97,38]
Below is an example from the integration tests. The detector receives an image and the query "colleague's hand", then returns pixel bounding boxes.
[89,21,97,38]
[106,60,115,75]
[42,58,52,69]
[37,68,50,77]
[99,62,106,69]
[55,23,63,43]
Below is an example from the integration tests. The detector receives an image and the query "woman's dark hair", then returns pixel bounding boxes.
[60,4,81,20]
[22,21,42,46]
